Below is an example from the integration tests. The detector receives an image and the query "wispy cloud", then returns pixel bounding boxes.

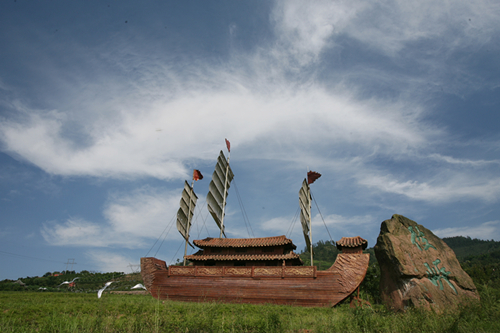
[358,172,500,203]
[333,0,500,55]
[428,154,500,166]
[86,250,138,274]
[1,1,497,185]
[42,217,107,247]
[433,220,500,240]
[41,186,182,248]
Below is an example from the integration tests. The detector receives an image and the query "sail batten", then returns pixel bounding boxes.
[207,150,234,237]
[176,180,198,247]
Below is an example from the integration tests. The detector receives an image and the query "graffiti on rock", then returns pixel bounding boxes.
[423,259,457,294]
[408,226,437,251]
[408,226,457,294]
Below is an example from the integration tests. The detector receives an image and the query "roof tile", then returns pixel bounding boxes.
[185,252,301,261]
[193,235,295,249]
[336,236,368,250]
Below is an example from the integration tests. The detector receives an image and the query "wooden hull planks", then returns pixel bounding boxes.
[140,253,370,307]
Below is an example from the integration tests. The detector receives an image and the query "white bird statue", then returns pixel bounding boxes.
[97,281,113,298]
[131,283,146,290]
[58,277,79,286]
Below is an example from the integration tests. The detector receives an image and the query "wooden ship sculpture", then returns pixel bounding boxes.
[141,140,370,307]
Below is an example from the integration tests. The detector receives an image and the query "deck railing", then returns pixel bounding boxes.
[168,265,317,278]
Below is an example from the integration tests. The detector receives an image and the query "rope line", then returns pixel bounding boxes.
[154,212,179,257]
[311,190,335,244]
[233,178,254,237]
[144,211,176,257]
[169,239,185,265]
[286,207,301,238]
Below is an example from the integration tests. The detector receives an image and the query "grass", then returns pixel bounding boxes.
[1,287,499,333]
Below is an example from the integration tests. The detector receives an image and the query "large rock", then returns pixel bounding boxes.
[374,214,479,312]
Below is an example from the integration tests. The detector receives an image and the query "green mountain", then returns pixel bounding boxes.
[0,271,143,293]
[442,236,500,261]
[442,236,500,286]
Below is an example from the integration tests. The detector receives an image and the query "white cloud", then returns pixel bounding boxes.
[358,172,500,203]
[337,0,499,55]
[433,220,500,241]
[41,186,183,248]
[260,217,294,234]
[104,186,180,238]
[272,0,364,65]
[428,154,500,166]
[4,1,465,183]
[313,213,373,227]
[0,111,186,180]
[42,217,113,248]
[86,250,137,274]
[0,81,435,181]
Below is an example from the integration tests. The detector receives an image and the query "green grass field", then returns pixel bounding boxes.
[1,285,500,333]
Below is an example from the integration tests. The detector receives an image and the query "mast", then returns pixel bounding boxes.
[299,171,321,266]
[219,140,231,238]
[177,169,203,266]
[207,139,234,238]
[183,180,195,266]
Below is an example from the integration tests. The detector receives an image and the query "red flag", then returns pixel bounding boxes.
[193,169,203,181]
[307,171,321,184]
[225,138,230,152]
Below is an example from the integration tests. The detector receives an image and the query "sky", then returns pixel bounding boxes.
[1,0,499,280]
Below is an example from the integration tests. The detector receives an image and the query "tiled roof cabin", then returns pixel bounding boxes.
[336,236,368,254]
[185,235,303,267]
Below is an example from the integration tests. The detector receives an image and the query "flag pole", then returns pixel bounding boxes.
[308,175,313,267]
[306,170,321,267]
[183,180,194,266]
[184,170,202,266]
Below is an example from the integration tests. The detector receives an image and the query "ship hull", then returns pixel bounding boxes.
[141,253,369,307]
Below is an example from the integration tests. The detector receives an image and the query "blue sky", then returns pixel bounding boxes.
[1,0,499,280]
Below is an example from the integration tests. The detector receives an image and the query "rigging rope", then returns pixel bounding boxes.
[169,239,185,266]
[144,212,176,258]
[154,213,178,257]
[286,207,301,239]
[232,178,255,237]
[195,201,211,238]
[144,213,174,257]
[311,191,335,244]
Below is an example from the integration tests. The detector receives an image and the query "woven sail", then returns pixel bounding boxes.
[206,150,234,236]
[177,181,198,244]
[299,179,312,252]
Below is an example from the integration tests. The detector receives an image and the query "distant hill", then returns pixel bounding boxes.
[442,236,500,286]
[442,236,500,262]
[0,271,143,293]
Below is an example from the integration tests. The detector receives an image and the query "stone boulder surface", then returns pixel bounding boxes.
[374,214,479,312]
